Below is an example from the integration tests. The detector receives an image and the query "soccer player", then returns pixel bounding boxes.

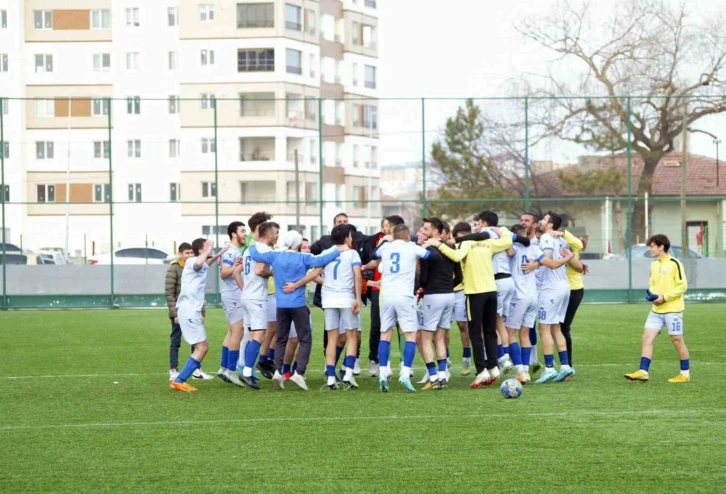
[625,234,690,383]
[239,221,279,389]
[523,212,576,384]
[170,239,227,392]
[418,217,456,390]
[450,222,473,375]
[520,212,542,373]
[218,221,247,387]
[505,224,543,384]
[556,229,585,370]
[249,229,342,391]
[429,225,513,388]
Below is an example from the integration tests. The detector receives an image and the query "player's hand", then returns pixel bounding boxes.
[367,280,380,289]
[352,300,361,315]
[522,259,539,272]
[219,243,230,255]
[560,247,573,259]
[174,316,179,324]
[445,238,455,247]
[416,288,424,301]
[488,226,501,236]
[426,238,441,248]
[582,263,590,275]
[551,230,564,238]
[283,282,298,293]
[654,295,665,305]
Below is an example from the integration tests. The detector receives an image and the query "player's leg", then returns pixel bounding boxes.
[259,296,277,373]
[288,306,312,390]
[272,308,293,389]
[666,313,689,383]
[625,311,662,382]
[481,291,500,383]
[171,309,208,392]
[454,291,472,374]
[342,309,361,388]
[369,290,382,376]
[495,280,512,372]
[552,290,574,381]
[239,304,266,388]
[336,331,347,376]
[398,300,419,392]
[561,288,584,367]
[169,318,182,381]
[324,309,341,388]
[283,322,298,379]
[434,328,448,387]
[377,299,397,392]
[419,328,436,389]
[434,294,454,386]
[535,290,559,383]
[466,293,489,387]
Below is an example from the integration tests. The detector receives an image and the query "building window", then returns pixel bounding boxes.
[353,144,359,168]
[199,4,215,21]
[37,184,55,203]
[168,96,180,114]
[335,143,343,166]
[352,62,359,86]
[169,183,180,202]
[285,4,301,30]
[305,182,318,202]
[34,99,54,118]
[36,141,54,160]
[125,8,140,27]
[126,52,140,70]
[201,225,225,235]
[237,3,274,28]
[168,7,178,26]
[335,101,343,125]
[94,184,111,203]
[93,141,110,159]
[305,9,316,35]
[201,138,216,154]
[169,139,180,158]
[352,21,359,44]
[92,98,109,116]
[309,54,316,78]
[93,53,111,72]
[309,139,317,164]
[305,98,317,122]
[286,49,302,74]
[202,182,217,198]
[364,65,376,89]
[201,49,215,66]
[363,105,378,130]
[168,51,178,70]
[362,25,376,48]
[201,93,216,110]
[371,146,378,168]
[365,0,377,8]
[33,10,53,30]
[335,184,344,208]
[34,54,53,73]
[0,54,8,73]
[353,186,364,208]
[128,183,142,202]
[238,48,275,72]
[91,9,110,29]
[126,96,141,115]
[1,10,6,29]
[127,140,141,158]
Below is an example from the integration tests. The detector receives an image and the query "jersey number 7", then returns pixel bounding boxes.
[332,258,342,280]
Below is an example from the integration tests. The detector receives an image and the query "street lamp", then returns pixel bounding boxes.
[688,127,721,186]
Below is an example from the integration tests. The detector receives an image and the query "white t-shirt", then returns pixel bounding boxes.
[509,243,542,299]
[322,249,362,308]
[539,233,570,290]
[375,240,430,298]
[220,245,242,296]
[176,256,208,311]
[242,241,271,301]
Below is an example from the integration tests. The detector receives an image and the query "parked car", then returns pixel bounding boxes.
[0,253,28,265]
[38,247,73,264]
[0,243,37,265]
[608,244,702,260]
[89,247,171,265]
[37,251,72,265]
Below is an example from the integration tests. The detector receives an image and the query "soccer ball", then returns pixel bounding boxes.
[500,378,522,399]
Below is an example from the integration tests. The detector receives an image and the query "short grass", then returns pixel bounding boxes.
[1,304,725,493]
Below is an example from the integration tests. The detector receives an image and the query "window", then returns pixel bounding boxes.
[201,93,215,110]
[92,98,109,116]
[364,65,377,89]
[352,21,360,44]
[352,103,360,126]
[305,9,316,35]
[127,140,141,158]
[237,3,274,28]
[334,60,341,83]
[169,139,180,158]
[238,48,275,72]
[128,184,142,202]
[305,182,318,202]
[321,14,334,41]
[199,4,215,21]
[34,54,53,73]
[0,54,8,73]
[285,4,301,30]
[37,185,55,203]
[286,49,302,74]
[335,101,343,125]
[125,8,140,27]
[305,98,317,122]
[363,105,378,129]
[201,138,216,154]
[335,184,343,208]
[94,184,111,203]
[1,10,6,29]
[93,53,111,71]
[36,142,54,160]
[335,18,344,42]
[353,144,359,168]
[169,183,180,202]
[201,49,215,66]
[168,96,179,114]
[309,54,316,78]
[286,181,297,201]
[91,9,110,29]
[126,96,141,115]
[352,62,359,86]
[335,143,342,166]
[365,0,377,7]
[362,25,376,48]
[168,7,178,26]
[202,225,225,235]
[34,99,54,118]
[202,182,217,198]
[309,139,317,164]
[93,141,110,159]
[33,10,53,30]
[126,52,139,70]
[353,186,364,208]
[371,146,378,168]
[168,51,178,70]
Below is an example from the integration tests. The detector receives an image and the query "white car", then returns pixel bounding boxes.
[89,247,171,265]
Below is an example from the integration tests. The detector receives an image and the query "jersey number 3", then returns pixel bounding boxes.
[244,257,251,276]
[390,253,401,274]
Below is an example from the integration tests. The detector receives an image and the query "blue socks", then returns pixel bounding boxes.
[437,359,447,373]
[378,341,391,369]
[259,352,269,365]
[426,362,436,378]
[544,354,555,368]
[640,356,651,372]
[326,364,335,377]
[463,347,471,358]
[267,349,274,360]
[292,361,298,373]
[245,340,261,368]
[509,343,522,366]
[175,357,200,383]
[558,350,569,366]
[227,350,239,371]
[497,344,505,359]
[680,359,689,371]
[403,341,416,368]
[521,346,532,367]
[282,363,291,374]
[344,355,355,370]
[335,345,345,366]
[221,346,229,368]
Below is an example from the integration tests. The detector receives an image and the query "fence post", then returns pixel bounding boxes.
[524,96,530,211]
[421,97,427,218]
[626,96,633,303]
[317,97,324,233]
[0,97,6,309]
[107,98,115,308]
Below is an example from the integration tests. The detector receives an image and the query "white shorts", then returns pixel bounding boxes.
[420,293,455,332]
[381,297,418,333]
[266,294,277,323]
[289,313,312,339]
[538,288,570,325]
[506,295,538,330]
[221,293,244,325]
[177,306,207,345]
[242,299,267,331]
[496,277,515,318]
[645,311,684,336]
[453,290,468,323]
[324,306,359,333]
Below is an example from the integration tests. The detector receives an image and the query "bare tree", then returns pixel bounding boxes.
[517,0,726,241]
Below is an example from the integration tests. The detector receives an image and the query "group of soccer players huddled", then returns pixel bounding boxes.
[166,207,692,393]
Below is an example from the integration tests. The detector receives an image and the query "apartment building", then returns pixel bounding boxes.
[0,0,381,257]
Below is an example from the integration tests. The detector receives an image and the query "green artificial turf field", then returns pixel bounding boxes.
[2,304,725,493]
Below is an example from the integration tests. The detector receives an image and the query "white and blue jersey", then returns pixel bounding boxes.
[375,240,430,298]
[220,245,243,297]
[242,241,271,302]
[538,233,570,290]
[510,242,542,300]
[177,256,209,312]
[322,249,362,309]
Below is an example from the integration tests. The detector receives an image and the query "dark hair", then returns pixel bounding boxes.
[331,224,352,245]
[452,221,472,237]
[521,211,540,222]
[227,221,246,239]
[476,210,498,227]
[647,234,671,253]
[258,221,279,239]
[302,238,309,243]
[248,212,272,234]
[178,242,192,253]
[511,224,526,235]
[423,217,445,234]
[442,221,451,234]
[385,215,405,227]
[547,211,563,230]
[191,238,206,256]
[333,212,348,225]
[393,224,410,239]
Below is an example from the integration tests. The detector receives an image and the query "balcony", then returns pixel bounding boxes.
[286,65,303,75]
[239,137,275,162]
[238,92,276,119]
[285,21,302,31]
